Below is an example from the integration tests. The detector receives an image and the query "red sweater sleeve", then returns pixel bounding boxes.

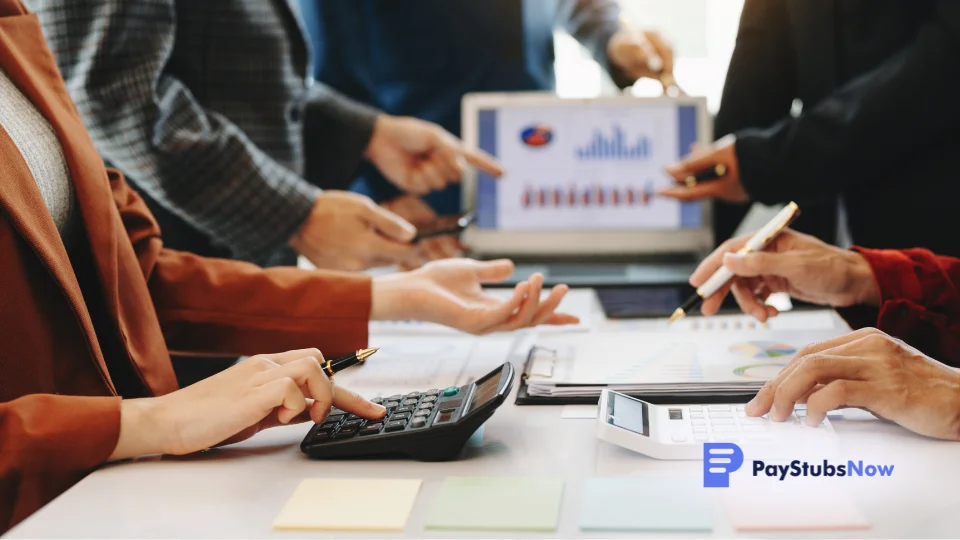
[838,248,960,367]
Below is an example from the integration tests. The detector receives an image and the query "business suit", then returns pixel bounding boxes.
[301,0,625,214]
[25,0,379,266]
[714,0,960,256]
[0,1,371,530]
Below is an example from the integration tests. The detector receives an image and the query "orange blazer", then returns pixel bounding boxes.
[0,0,371,531]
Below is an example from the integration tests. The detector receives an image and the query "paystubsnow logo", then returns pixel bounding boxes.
[703,442,894,488]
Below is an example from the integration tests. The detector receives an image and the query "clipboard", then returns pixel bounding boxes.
[514,345,757,406]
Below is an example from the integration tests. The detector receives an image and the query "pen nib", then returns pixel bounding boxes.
[668,308,686,324]
[356,347,380,362]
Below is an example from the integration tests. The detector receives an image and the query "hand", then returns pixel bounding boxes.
[691,228,880,322]
[109,349,386,460]
[381,195,465,270]
[290,191,416,271]
[365,115,504,195]
[607,27,675,87]
[370,259,580,335]
[745,328,960,440]
[661,135,748,203]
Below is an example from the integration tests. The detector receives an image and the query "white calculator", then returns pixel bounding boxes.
[595,389,836,460]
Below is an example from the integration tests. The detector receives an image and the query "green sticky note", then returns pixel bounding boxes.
[425,477,563,531]
[580,477,714,532]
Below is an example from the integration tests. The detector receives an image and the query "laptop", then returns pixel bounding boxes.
[460,92,714,287]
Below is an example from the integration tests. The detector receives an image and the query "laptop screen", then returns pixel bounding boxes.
[473,101,703,232]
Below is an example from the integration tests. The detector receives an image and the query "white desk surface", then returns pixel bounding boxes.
[7,293,959,539]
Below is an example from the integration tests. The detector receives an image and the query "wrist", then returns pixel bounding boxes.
[846,251,881,307]
[371,272,412,321]
[108,398,166,462]
[364,114,388,162]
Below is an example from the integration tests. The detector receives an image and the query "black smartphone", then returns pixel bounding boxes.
[597,284,743,319]
[413,212,475,243]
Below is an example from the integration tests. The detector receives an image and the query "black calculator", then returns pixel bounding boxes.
[301,363,515,462]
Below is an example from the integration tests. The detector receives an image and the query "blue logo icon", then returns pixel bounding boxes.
[704,442,744,488]
[520,124,553,148]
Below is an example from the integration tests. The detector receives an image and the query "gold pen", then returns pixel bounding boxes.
[669,202,801,324]
[321,347,379,377]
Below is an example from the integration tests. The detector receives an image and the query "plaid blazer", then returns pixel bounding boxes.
[25,0,379,264]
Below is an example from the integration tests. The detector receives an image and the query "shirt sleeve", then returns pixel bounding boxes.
[837,247,960,367]
[736,1,960,204]
[559,0,629,87]
[29,0,321,263]
[0,395,121,533]
[108,168,371,359]
[301,83,379,191]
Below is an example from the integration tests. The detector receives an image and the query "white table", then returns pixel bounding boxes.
[7,294,960,538]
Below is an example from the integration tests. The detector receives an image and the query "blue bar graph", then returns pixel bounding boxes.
[576,125,651,160]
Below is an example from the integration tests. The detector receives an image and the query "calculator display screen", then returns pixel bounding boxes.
[464,372,501,415]
[607,393,650,437]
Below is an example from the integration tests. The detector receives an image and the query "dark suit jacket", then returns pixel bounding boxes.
[714,0,960,257]
[0,1,371,531]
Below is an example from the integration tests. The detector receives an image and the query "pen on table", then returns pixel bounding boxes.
[321,347,379,377]
[668,202,801,324]
[684,164,728,188]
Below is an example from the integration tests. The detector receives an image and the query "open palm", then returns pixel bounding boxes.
[403,259,578,335]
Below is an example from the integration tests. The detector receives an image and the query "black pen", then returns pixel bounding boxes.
[321,347,379,377]
[684,164,728,188]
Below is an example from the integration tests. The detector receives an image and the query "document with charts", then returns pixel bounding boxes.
[524,329,847,398]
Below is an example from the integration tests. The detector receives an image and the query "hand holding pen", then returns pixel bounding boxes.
[670,202,802,323]
[660,135,747,202]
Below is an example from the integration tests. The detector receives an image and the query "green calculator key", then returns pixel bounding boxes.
[443,386,459,397]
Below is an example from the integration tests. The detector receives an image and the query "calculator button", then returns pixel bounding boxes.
[384,401,400,409]
[333,426,359,439]
[425,389,441,396]
[671,434,688,443]
[386,395,402,402]
[410,417,428,429]
[418,403,435,410]
[341,419,363,429]
[690,411,704,419]
[325,414,345,424]
[689,405,703,412]
[359,424,382,436]
[711,425,739,432]
[691,419,706,426]
[370,397,383,405]
[401,398,420,407]
[736,405,746,411]
[406,392,422,399]
[390,412,412,422]
[345,414,362,421]
[708,405,731,412]
[708,411,733,418]
[709,418,736,426]
[330,408,346,416]
[313,428,334,440]
[443,386,460,397]
[321,420,339,430]
[414,410,431,418]
[384,420,407,432]
[395,406,416,415]
[693,426,707,433]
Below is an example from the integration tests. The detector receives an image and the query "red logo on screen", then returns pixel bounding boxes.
[520,124,554,148]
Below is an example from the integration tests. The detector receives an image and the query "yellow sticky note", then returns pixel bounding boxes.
[273,478,422,531]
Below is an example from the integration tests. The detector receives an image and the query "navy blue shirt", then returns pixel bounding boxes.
[298,0,623,214]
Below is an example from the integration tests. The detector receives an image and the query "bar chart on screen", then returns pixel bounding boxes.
[521,183,656,209]
[576,124,652,161]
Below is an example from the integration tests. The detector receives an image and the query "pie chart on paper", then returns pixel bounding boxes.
[729,341,798,359]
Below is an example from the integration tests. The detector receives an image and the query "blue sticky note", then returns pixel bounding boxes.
[579,477,715,532]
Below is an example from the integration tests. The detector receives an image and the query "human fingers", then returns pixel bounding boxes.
[746,329,886,416]
[416,160,448,192]
[723,251,803,279]
[253,356,335,424]
[690,236,751,287]
[530,284,570,326]
[803,379,873,427]
[472,259,516,284]
[657,181,729,202]
[770,354,869,422]
[644,30,674,74]
[331,384,387,421]
[730,281,769,322]
[463,147,504,178]
[362,203,417,243]
[699,280,733,316]
[251,376,309,425]
[495,273,545,331]
[471,281,529,334]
